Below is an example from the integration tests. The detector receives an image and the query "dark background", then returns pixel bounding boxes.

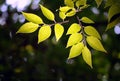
[0,0,120,81]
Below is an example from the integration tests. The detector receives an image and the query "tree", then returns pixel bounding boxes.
[0,0,120,81]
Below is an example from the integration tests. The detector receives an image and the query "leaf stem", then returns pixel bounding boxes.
[77,16,86,46]
[49,20,69,26]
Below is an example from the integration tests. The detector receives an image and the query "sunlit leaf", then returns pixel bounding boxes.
[22,12,43,24]
[95,0,103,7]
[64,0,74,7]
[106,17,120,30]
[59,12,66,20]
[108,3,120,22]
[66,23,81,35]
[66,33,82,48]
[59,6,72,12]
[16,22,39,33]
[38,25,51,43]
[82,46,92,68]
[66,8,76,17]
[84,26,101,39]
[86,36,107,53]
[40,5,55,21]
[54,24,64,41]
[76,0,87,8]
[81,17,94,23]
[68,42,84,59]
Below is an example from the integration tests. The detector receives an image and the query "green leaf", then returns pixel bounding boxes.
[108,3,120,22]
[82,46,92,68]
[16,22,39,33]
[81,17,94,23]
[40,5,55,21]
[106,17,120,30]
[66,23,81,35]
[22,12,43,24]
[38,25,51,43]
[95,0,103,7]
[66,33,83,48]
[86,36,107,53]
[76,0,87,8]
[54,24,64,41]
[84,26,101,39]
[64,0,74,7]
[66,8,76,17]
[59,12,66,20]
[68,42,84,59]
[105,0,119,8]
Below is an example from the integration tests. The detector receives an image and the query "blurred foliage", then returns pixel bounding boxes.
[0,0,120,81]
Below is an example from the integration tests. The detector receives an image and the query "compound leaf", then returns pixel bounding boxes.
[54,24,64,41]
[66,33,82,48]
[81,17,94,23]
[84,26,101,39]
[68,42,84,59]
[82,46,92,68]
[22,12,43,24]
[40,5,55,21]
[38,25,51,43]
[16,22,39,33]
[86,36,107,53]
[67,23,81,35]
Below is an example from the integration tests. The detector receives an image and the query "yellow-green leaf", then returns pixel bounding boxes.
[38,25,51,43]
[66,33,82,48]
[82,46,92,68]
[66,8,76,17]
[84,26,101,39]
[95,0,103,7]
[40,5,55,21]
[108,3,120,22]
[16,22,39,33]
[86,36,107,53]
[54,24,64,41]
[66,23,81,35]
[106,17,120,31]
[81,17,94,23]
[59,12,66,20]
[59,6,72,12]
[76,0,87,8]
[22,12,43,24]
[68,42,84,59]
[64,0,74,7]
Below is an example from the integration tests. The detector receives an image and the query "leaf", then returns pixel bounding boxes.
[59,12,66,20]
[22,12,43,24]
[86,36,107,53]
[106,17,120,30]
[84,26,101,39]
[66,8,76,17]
[40,5,55,21]
[59,6,72,12]
[64,0,74,7]
[105,0,119,8]
[82,46,92,68]
[95,0,103,7]
[108,3,120,22]
[81,17,94,23]
[16,22,39,33]
[68,42,84,59]
[66,23,81,35]
[54,24,64,41]
[66,33,83,48]
[76,0,87,8]
[38,25,51,43]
